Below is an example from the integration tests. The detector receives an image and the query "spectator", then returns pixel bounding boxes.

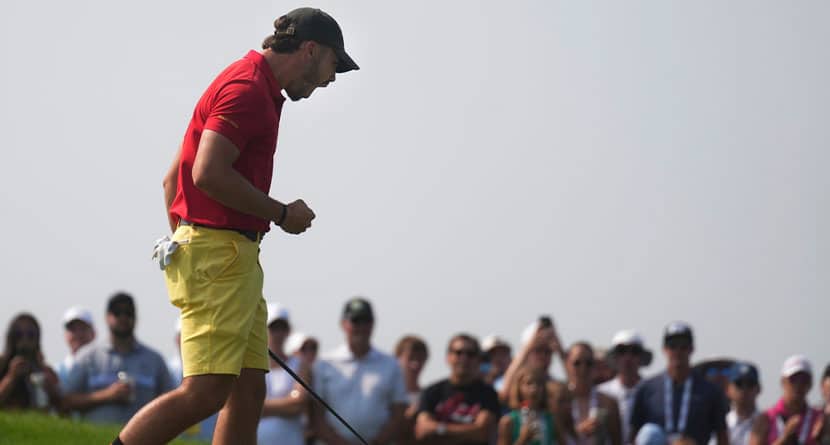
[285,332,320,445]
[599,330,653,445]
[481,335,512,390]
[396,335,430,445]
[57,307,96,384]
[565,342,623,445]
[312,297,408,445]
[258,303,310,445]
[286,332,319,365]
[415,333,501,445]
[168,318,216,442]
[593,348,617,386]
[822,365,830,416]
[63,292,174,424]
[500,318,566,405]
[0,313,61,411]
[724,362,761,445]
[497,366,563,445]
[749,355,827,445]
[630,322,727,445]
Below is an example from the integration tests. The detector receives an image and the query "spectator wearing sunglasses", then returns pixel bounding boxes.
[566,342,623,445]
[724,362,761,445]
[599,330,653,444]
[415,333,501,445]
[312,297,408,445]
[63,292,174,424]
[630,322,728,445]
[749,355,828,445]
[0,313,61,411]
[57,307,96,385]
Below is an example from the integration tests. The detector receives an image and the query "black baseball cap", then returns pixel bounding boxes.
[277,8,359,73]
[107,292,135,314]
[663,321,694,346]
[342,297,374,322]
[729,362,760,385]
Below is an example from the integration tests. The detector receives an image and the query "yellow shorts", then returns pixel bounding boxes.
[165,224,268,377]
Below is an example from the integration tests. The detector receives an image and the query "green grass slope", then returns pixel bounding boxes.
[0,411,207,445]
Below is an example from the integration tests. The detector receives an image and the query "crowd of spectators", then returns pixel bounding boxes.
[1,292,828,445]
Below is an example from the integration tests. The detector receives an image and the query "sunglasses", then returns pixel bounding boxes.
[665,339,692,350]
[531,347,553,355]
[449,348,479,358]
[571,359,595,368]
[110,309,135,318]
[13,329,38,340]
[614,345,643,356]
[733,379,758,390]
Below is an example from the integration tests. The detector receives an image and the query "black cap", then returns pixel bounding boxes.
[278,8,359,73]
[729,362,760,384]
[663,321,694,346]
[107,292,135,314]
[342,297,374,322]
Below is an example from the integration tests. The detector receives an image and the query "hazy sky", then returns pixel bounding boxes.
[1,1,827,407]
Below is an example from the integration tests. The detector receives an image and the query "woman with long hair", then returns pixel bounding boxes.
[0,313,61,410]
[498,366,564,445]
[565,342,622,445]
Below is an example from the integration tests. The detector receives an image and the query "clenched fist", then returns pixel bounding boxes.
[277,199,316,234]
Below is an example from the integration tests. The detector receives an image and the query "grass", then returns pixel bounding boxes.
[0,411,208,445]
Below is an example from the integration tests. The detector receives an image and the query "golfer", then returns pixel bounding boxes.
[113,8,358,445]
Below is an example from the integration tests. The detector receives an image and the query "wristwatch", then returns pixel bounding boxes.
[436,422,448,436]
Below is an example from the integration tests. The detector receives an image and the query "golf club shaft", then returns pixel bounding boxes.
[267,348,369,445]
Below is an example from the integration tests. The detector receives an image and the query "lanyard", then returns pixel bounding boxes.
[664,375,692,434]
[776,409,814,445]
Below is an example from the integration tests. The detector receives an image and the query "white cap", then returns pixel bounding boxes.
[62,307,94,329]
[481,335,511,353]
[611,329,645,348]
[266,302,290,326]
[285,332,309,356]
[781,354,812,377]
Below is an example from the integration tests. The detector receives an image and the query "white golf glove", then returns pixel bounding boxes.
[152,236,180,270]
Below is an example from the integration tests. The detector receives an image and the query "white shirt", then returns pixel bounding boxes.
[258,356,305,445]
[313,345,408,443]
[598,377,641,444]
[726,410,757,445]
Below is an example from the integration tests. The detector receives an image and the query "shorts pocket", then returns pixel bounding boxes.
[194,240,240,284]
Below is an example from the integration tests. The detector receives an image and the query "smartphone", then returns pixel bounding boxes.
[538,315,553,328]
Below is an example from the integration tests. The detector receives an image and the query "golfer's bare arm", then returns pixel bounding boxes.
[163,144,182,233]
[373,402,407,444]
[190,130,285,223]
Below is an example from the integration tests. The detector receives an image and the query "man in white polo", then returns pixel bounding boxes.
[58,306,96,384]
[312,297,408,445]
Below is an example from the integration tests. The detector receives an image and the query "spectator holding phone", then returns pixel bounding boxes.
[0,313,61,411]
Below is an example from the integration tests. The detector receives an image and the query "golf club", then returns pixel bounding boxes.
[267,348,369,445]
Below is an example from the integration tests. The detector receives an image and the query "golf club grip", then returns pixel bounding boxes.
[268,348,370,445]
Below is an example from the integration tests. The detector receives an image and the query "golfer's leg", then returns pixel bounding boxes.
[212,368,266,445]
[118,374,235,445]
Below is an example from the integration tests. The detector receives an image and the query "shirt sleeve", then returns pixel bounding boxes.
[156,355,175,394]
[62,355,88,395]
[481,385,502,416]
[710,385,728,432]
[389,361,409,405]
[203,80,266,152]
[417,383,439,415]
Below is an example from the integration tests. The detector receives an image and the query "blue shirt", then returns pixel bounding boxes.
[63,341,174,425]
[630,372,727,445]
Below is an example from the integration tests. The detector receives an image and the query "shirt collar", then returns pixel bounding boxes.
[106,339,142,355]
[331,344,378,362]
[244,50,286,105]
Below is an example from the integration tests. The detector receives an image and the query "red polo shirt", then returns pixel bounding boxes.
[169,50,285,233]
